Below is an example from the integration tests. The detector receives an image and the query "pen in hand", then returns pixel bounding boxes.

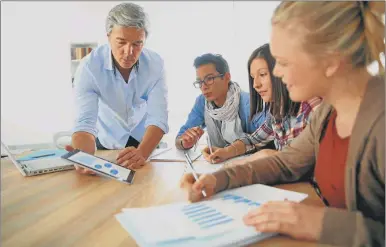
[184,152,207,197]
[206,135,214,164]
[193,124,204,152]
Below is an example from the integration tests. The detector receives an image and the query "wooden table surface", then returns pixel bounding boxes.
[1,150,325,247]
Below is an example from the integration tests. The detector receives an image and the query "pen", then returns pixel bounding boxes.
[206,135,214,164]
[193,124,204,152]
[184,152,207,197]
[31,153,55,159]
[206,136,213,154]
[193,142,198,152]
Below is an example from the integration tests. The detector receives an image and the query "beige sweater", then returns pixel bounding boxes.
[213,76,385,247]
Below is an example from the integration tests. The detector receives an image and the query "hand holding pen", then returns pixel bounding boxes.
[184,152,207,197]
[193,124,205,152]
[180,125,204,150]
[202,136,229,164]
[206,135,214,164]
[180,159,217,202]
[202,146,230,164]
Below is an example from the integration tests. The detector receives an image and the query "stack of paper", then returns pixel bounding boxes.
[115,184,308,247]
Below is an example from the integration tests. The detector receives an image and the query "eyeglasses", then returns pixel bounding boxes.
[193,74,224,89]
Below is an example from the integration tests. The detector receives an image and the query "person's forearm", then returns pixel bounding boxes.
[138,125,165,159]
[71,131,96,154]
[224,140,246,159]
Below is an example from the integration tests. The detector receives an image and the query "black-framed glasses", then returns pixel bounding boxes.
[193,74,224,89]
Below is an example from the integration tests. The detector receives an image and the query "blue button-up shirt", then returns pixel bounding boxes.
[72,44,169,149]
[176,92,266,141]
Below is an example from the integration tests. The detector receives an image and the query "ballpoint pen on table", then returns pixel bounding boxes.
[184,152,207,197]
[31,153,56,159]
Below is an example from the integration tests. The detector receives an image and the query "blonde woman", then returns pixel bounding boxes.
[180,2,385,246]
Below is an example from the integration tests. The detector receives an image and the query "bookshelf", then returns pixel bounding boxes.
[70,43,98,85]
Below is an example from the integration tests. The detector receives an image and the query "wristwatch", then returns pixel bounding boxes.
[180,139,189,150]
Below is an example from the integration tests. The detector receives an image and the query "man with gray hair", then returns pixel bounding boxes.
[67,3,168,173]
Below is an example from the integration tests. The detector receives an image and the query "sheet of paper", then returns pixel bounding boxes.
[192,163,223,174]
[115,212,275,247]
[149,147,172,159]
[116,184,308,246]
[192,155,251,174]
[149,147,202,162]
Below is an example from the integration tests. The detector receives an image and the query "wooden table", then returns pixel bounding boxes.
[1,150,325,247]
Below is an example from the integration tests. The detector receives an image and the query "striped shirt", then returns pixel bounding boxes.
[239,97,322,151]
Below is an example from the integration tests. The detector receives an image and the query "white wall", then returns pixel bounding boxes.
[1,1,279,146]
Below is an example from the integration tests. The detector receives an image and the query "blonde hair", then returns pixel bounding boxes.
[272,1,385,74]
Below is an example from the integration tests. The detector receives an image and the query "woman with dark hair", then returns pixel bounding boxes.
[202,43,322,164]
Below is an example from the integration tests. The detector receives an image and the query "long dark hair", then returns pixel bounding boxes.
[248,43,300,121]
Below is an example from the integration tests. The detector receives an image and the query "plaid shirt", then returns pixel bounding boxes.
[239,97,322,151]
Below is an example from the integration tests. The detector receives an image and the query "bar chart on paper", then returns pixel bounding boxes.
[118,192,266,244]
[116,184,309,246]
[181,193,261,231]
[182,203,233,229]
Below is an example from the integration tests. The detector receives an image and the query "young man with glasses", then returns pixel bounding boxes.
[175,53,266,151]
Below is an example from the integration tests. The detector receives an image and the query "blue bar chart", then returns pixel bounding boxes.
[221,194,261,207]
[181,193,261,230]
[182,203,234,229]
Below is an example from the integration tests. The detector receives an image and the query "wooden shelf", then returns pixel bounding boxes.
[71,43,98,48]
[70,42,98,84]
[70,43,97,61]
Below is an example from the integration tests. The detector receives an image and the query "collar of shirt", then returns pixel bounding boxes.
[103,44,139,83]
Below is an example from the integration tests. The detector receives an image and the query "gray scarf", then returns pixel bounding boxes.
[204,81,246,147]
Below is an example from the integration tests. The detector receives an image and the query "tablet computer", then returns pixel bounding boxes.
[62,149,135,184]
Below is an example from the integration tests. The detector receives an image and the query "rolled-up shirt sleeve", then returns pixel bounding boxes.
[144,62,169,134]
[176,96,205,138]
[72,61,99,137]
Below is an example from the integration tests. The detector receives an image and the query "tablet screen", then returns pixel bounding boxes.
[63,150,135,183]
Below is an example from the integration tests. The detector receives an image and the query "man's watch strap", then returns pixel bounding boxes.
[180,139,190,150]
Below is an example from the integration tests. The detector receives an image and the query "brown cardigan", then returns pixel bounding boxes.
[213,76,385,247]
